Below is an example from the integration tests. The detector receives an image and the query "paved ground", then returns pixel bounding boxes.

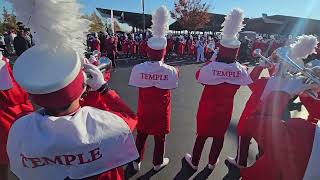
[8,57,308,180]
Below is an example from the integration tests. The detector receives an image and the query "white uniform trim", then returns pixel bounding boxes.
[0,57,13,90]
[197,61,253,85]
[7,106,139,180]
[129,61,178,89]
[303,122,320,180]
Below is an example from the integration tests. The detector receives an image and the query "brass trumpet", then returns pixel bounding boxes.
[253,47,320,100]
[274,47,320,100]
[252,49,273,66]
[85,56,112,79]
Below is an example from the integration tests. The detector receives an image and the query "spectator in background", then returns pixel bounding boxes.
[13,30,31,57]
[4,31,16,55]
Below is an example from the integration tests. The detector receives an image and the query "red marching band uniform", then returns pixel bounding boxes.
[0,54,34,179]
[184,9,253,170]
[228,65,274,167]
[177,36,185,56]
[5,1,139,180]
[240,84,320,180]
[187,36,196,56]
[129,6,179,171]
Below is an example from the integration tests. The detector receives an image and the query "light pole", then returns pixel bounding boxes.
[142,0,145,32]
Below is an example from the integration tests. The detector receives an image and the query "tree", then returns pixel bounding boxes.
[171,0,210,32]
[82,12,105,32]
[0,7,18,33]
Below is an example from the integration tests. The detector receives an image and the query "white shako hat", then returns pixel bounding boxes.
[217,8,245,62]
[147,6,170,60]
[8,0,89,109]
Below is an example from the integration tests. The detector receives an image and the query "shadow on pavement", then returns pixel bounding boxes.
[173,157,197,180]
[193,167,213,180]
[136,168,164,180]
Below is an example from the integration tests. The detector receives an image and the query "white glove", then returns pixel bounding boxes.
[261,76,312,100]
[83,64,106,91]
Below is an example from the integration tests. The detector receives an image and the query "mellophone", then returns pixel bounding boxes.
[84,50,112,79]
[253,47,320,100]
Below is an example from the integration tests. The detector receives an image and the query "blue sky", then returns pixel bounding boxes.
[1,0,320,20]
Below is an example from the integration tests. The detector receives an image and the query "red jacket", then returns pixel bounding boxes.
[0,57,34,164]
[90,39,101,52]
[300,93,320,123]
[177,41,185,55]
[137,87,171,135]
[195,67,240,137]
[139,40,148,57]
[241,91,315,180]
[80,90,137,180]
[237,66,269,135]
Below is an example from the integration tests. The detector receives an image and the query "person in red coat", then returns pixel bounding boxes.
[224,62,276,172]
[8,45,139,180]
[90,33,101,52]
[105,36,118,70]
[0,53,34,180]
[184,9,253,171]
[129,6,179,172]
[299,66,320,124]
[239,75,320,180]
[177,35,185,56]
[121,35,130,58]
[139,38,148,58]
[166,36,174,56]
[251,37,267,58]
[187,36,196,56]
[129,35,137,58]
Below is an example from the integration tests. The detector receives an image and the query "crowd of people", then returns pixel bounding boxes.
[86,29,320,66]
[2,1,320,180]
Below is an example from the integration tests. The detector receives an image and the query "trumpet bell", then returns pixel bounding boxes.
[252,49,262,58]
[98,57,112,72]
[207,42,215,52]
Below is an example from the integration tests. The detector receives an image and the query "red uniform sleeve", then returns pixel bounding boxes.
[248,66,264,90]
[243,91,291,150]
[195,69,200,81]
[81,90,137,132]
[100,90,137,131]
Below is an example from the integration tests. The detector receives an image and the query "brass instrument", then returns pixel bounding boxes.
[252,49,273,67]
[253,47,320,100]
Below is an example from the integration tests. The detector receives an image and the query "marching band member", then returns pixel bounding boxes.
[106,35,118,70]
[299,65,320,124]
[88,33,101,52]
[225,57,276,176]
[129,6,179,171]
[267,35,280,57]
[0,50,34,180]
[225,35,319,177]
[187,35,196,56]
[184,8,252,171]
[121,34,130,58]
[240,75,320,180]
[177,35,185,56]
[166,34,174,56]
[139,36,148,58]
[6,0,138,179]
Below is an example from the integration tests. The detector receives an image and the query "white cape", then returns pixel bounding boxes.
[129,61,178,89]
[0,56,13,90]
[7,106,139,180]
[197,61,253,85]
